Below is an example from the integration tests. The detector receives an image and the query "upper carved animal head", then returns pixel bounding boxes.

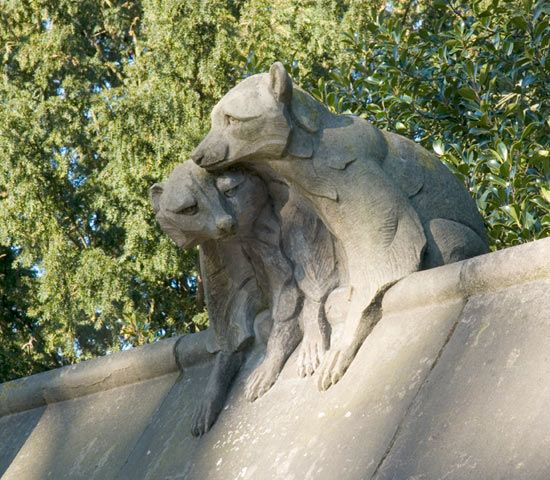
[192,62,323,170]
[150,161,267,249]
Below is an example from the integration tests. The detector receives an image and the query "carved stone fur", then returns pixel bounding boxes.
[191,62,489,391]
[150,160,338,434]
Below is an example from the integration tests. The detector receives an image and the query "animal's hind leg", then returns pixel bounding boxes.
[245,319,302,402]
[422,219,489,269]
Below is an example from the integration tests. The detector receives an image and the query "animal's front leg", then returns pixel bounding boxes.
[245,320,301,401]
[297,298,330,377]
[317,283,391,391]
[191,350,243,436]
[317,344,357,391]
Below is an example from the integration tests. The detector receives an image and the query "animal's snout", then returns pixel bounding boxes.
[191,132,228,169]
[216,215,235,234]
[191,135,208,166]
[191,149,204,166]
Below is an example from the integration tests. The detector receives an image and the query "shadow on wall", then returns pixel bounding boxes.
[0,406,45,478]
[0,373,177,480]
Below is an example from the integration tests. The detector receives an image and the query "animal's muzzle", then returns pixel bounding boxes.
[191,149,205,166]
[216,215,236,235]
[191,132,228,169]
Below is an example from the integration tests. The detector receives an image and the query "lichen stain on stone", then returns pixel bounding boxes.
[472,322,490,347]
[506,348,521,368]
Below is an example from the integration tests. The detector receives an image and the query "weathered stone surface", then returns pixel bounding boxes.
[120,298,463,480]
[0,406,45,476]
[0,336,178,417]
[1,373,178,480]
[0,239,548,480]
[374,279,550,480]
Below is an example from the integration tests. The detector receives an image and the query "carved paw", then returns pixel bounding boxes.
[244,361,281,402]
[191,395,223,437]
[297,335,326,377]
[316,346,355,391]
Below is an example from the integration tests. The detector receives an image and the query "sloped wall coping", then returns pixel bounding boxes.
[0,336,179,416]
[383,236,550,314]
[1,237,548,417]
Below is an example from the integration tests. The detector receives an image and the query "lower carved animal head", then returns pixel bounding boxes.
[150,161,267,248]
[191,62,323,170]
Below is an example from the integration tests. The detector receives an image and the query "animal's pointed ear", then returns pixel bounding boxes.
[269,62,292,105]
[149,183,164,213]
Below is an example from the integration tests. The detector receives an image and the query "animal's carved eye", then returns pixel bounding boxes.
[225,114,240,127]
[223,186,239,198]
[216,172,245,195]
[175,204,198,216]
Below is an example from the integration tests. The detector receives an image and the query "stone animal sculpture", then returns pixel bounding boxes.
[191,61,489,391]
[150,160,337,434]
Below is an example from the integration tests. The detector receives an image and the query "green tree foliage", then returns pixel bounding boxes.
[0,0,547,380]
[0,0,205,377]
[0,246,57,380]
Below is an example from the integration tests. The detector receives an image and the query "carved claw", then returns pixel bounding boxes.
[316,346,355,391]
[191,397,222,437]
[297,336,326,377]
[244,362,280,402]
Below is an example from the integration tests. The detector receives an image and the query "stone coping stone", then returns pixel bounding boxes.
[1,373,179,480]
[119,296,466,480]
[374,278,550,480]
[0,335,179,417]
[0,237,549,479]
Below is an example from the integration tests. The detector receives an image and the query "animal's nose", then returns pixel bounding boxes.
[216,215,235,233]
[191,149,204,166]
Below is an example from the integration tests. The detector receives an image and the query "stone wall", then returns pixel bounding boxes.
[1,238,549,480]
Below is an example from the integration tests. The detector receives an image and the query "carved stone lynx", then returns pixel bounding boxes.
[192,62,489,391]
[151,160,337,434]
